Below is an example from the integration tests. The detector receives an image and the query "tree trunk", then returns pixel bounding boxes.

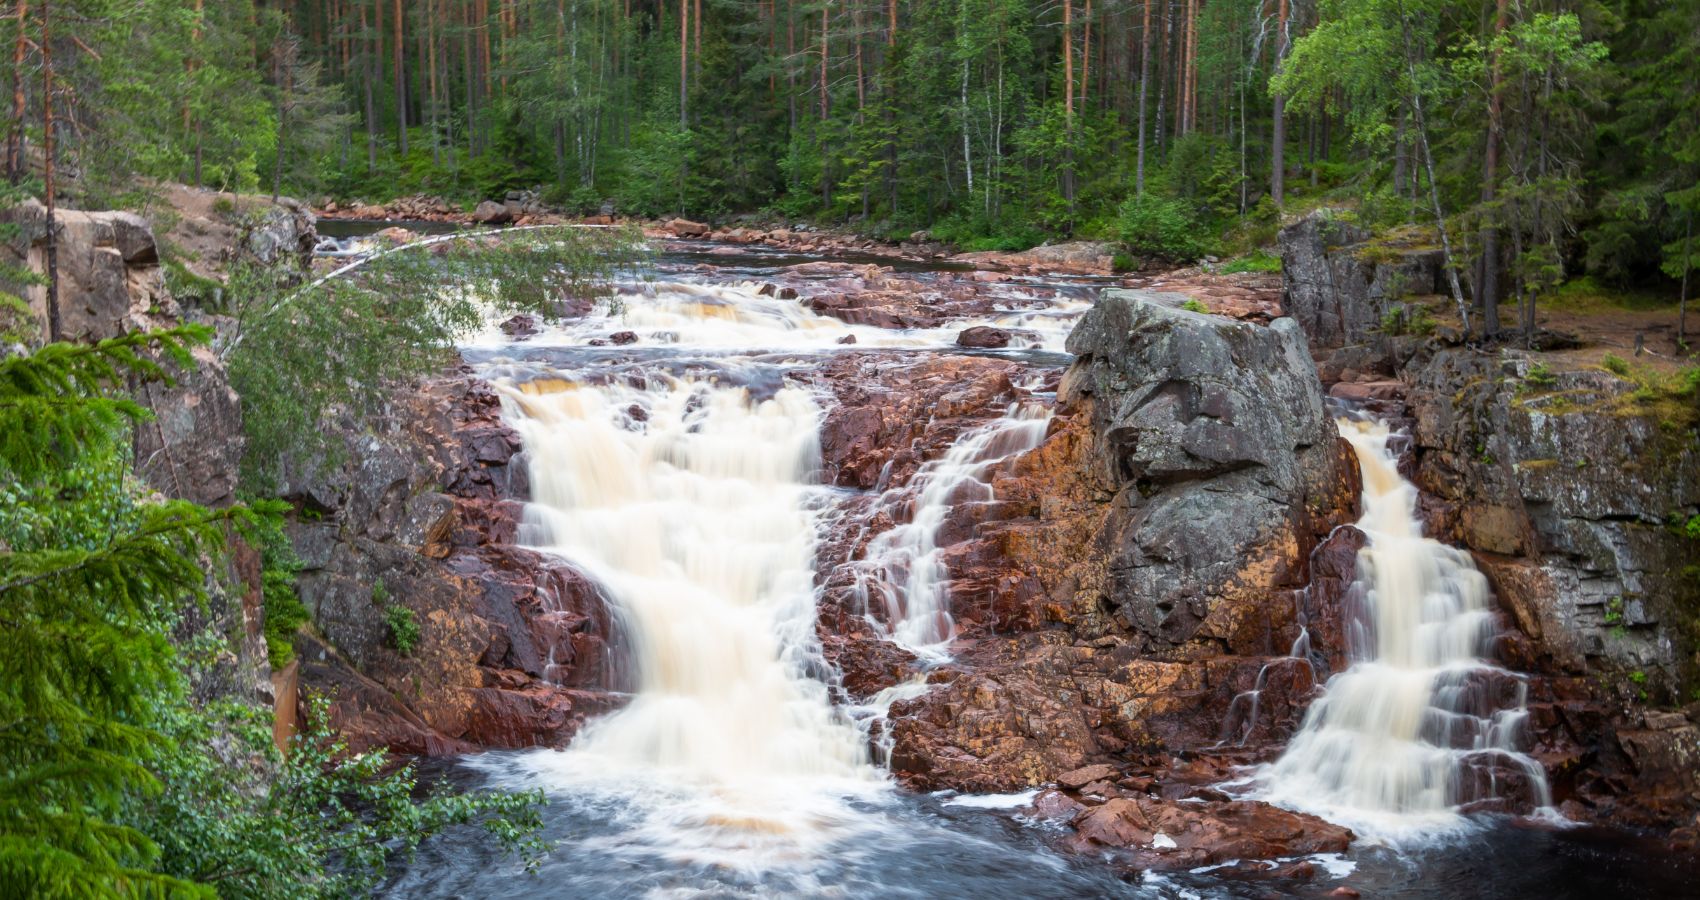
[394,0,407,155]
[1478,0,1507,341]
[42,0,58,340]
[1063,0,1073,121]
[1408,67,1470,335]
[679,0,688,127]
[1136,0,1151,194]
[7,0,27,184]
[1081,0,1091,112]
[1272,0,1288,206]
[1681,209,1692,349]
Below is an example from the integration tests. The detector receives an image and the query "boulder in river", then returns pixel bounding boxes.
[956,325,1012,348]
[666,217,710,238]
[500,314,541,339]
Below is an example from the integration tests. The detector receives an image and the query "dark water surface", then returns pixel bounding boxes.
[385,755,1695,899]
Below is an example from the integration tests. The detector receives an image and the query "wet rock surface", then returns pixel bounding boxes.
[809,291,1359,812]
[286,371,621,755]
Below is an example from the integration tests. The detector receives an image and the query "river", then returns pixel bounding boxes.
[379,240,1694,898]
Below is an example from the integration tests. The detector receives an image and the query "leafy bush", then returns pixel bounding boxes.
[1181,299,1210,314]
[224,225,645,489]
[252,513,309,669]
[1602,353,1631,376]
[134,696,544,899]
[1522,362,1558,391]
[1115,195,1210,261]
[379,582,420,656]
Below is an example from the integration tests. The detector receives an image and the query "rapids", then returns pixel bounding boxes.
[380,243,1691,898]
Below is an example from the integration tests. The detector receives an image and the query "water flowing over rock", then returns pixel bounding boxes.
[1397,349,1700,827]
[1252,418,1552,839]
[879,290,1360,793]
[287,373,620,754]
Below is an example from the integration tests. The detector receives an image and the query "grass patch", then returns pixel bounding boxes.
[1220,249,1282,274]
[1180,298,1210,314]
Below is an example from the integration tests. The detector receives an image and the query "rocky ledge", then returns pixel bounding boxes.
[284,372,621,755]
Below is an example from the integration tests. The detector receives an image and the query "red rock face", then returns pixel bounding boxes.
[295,372,625,756]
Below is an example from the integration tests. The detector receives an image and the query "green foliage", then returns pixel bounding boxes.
[247,512,308,670]
[1180,299,1210,314]
[0,327,265,898]
[1379,303,1437,337]
[133,696,545,899]
[1604,595,1625,627]
[1116,195,1210,262]
[224,226,645,488]
[1602,353,1631,376]
[371,580,419,657]
[385,604,421,657]
[1220,250,1282,274]
[1523,363,1557,390]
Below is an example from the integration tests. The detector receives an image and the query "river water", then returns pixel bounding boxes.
[381,243,1693,898]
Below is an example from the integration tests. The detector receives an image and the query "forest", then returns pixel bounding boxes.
[2,0,1697,324]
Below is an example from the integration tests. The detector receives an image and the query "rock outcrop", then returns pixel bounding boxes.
[859,290,1359,792]
[1397,349,1700,827]
[285,372,621,755]
[1279,208,1445,349]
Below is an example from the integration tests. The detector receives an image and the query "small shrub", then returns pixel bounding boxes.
[1115,195,1210,261]
[1380,303,1437,337]
[1180,298,1210,314]
[1111,252,1137,273]
[1521,362,1558,391]
[378,581,420,655]
[1601,353,1631,376]
[385,605,419,655]
[1604,595,1625,626]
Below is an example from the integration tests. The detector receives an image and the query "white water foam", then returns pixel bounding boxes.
[1251,418,1552,843]
[852,404,1052,660]
[487,374,888,870]
[465,278,1089,352]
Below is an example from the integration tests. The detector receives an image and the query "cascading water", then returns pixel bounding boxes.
[490,375,884,867]
[1255,417,1552,840]
[853,405,1052,659]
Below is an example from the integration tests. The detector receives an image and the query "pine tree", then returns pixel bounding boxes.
[0,325,252,898]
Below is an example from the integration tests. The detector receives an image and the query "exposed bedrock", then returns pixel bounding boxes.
[286,373,621,755]
[1399,350,1700,827]
[851,290,1360,792]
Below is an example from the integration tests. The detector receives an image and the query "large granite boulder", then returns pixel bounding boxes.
[878,290,1359,790]
[1059,290,1350,647]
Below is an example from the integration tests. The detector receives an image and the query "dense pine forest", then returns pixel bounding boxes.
[3,1,1697,306]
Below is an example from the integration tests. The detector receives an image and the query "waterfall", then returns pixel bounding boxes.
[490,374,884,866]
[853,404,1052,659]
[1257,417,1551,840]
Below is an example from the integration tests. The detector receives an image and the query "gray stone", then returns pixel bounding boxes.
[1060,290,1349,646]
[1279,208,1444,349]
